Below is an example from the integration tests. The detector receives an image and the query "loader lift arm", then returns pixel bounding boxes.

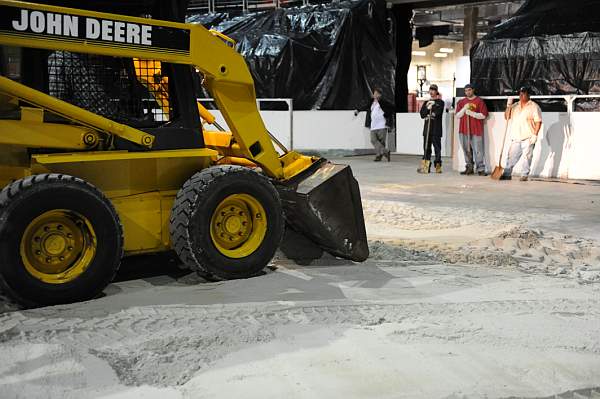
[0,0,285,178]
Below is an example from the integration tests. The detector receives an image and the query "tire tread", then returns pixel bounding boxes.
[0,174,124,307]
[170,165,283,280]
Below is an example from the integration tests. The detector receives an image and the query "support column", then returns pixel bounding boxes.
[463,7,479,56]
[391,4,413,113]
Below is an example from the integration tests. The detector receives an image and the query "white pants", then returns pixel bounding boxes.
[503,139,534,177]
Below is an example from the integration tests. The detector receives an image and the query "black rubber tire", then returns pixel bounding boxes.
[170,165,284,280]
[0,174,123,308]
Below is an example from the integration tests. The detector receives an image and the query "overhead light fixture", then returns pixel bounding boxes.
[412,51,427,56]
[439,48,454,53]
[434,53,448,58]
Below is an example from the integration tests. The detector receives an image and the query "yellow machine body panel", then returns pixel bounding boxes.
[30,149,217,254]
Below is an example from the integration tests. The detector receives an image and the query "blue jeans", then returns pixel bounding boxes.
[503,139,534,177]
[459,133,485,172]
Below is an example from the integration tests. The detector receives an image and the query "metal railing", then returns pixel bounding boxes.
[188,0,313,13]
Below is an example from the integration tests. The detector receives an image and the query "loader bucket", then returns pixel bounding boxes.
[277,159,369,262]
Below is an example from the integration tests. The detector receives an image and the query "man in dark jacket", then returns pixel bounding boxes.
[418,84,445,174]
[355,88,395,162]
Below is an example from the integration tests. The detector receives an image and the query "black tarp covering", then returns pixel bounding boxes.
[471,0,600,97]
[188,0,400,110]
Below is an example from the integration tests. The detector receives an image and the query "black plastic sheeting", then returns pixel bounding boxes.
[187,0,399,110]
[471,0,600,100]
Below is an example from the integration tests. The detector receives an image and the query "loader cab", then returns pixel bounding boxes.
[0,0,204,150]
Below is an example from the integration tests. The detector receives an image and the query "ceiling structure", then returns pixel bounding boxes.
[409,0,524,41]
[188,0,525,42]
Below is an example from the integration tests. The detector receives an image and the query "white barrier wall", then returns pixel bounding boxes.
[394,113,453,156]
[451,111,600,179]
[203,107,600,180]
[293,111,372,150]
[567,113,600,180]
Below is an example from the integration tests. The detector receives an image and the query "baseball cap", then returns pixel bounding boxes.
[464,83,474,89]
[519,86,532,94]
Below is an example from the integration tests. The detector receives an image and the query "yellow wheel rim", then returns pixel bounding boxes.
[20,210,97,284]
[210,194,267,259]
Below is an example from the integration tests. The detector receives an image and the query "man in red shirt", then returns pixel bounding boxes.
[456,84,489,175]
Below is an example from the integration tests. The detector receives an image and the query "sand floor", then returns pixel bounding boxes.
[1,155,599,398]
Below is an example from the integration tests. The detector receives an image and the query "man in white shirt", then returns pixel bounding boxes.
[355,88,394,162]
[501,86,542,181]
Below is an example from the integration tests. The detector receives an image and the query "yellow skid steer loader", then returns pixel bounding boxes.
[0,0,368,307]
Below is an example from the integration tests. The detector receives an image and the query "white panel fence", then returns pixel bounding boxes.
[200,97,600,180]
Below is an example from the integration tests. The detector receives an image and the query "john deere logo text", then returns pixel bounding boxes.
[11,9,152,45]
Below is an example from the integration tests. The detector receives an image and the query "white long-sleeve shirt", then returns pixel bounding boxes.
[370,101,387,130]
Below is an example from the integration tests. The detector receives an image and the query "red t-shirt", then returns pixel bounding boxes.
[457,97,488,136]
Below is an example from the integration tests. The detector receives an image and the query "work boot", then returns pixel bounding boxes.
[499,175,512,181]
[374,155,382,162]
[435,163,442,174]
[417,160,431,174]
[384,150,391,162]
[478,170,488,176]
[520,176,529,181]
[460,166,474,175]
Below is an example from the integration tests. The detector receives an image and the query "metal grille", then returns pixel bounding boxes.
[47,51,170,125]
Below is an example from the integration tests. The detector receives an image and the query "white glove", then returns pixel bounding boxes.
[507,97,514,107]
[456,105,468,118]
[530,135,538,145]
[426,101,434,110]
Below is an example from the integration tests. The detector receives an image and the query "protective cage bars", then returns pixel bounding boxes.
[43,50,172,125]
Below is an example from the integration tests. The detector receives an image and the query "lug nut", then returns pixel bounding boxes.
[36,250,41,255]
[46,257,52,263]
[57,225,63,230]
